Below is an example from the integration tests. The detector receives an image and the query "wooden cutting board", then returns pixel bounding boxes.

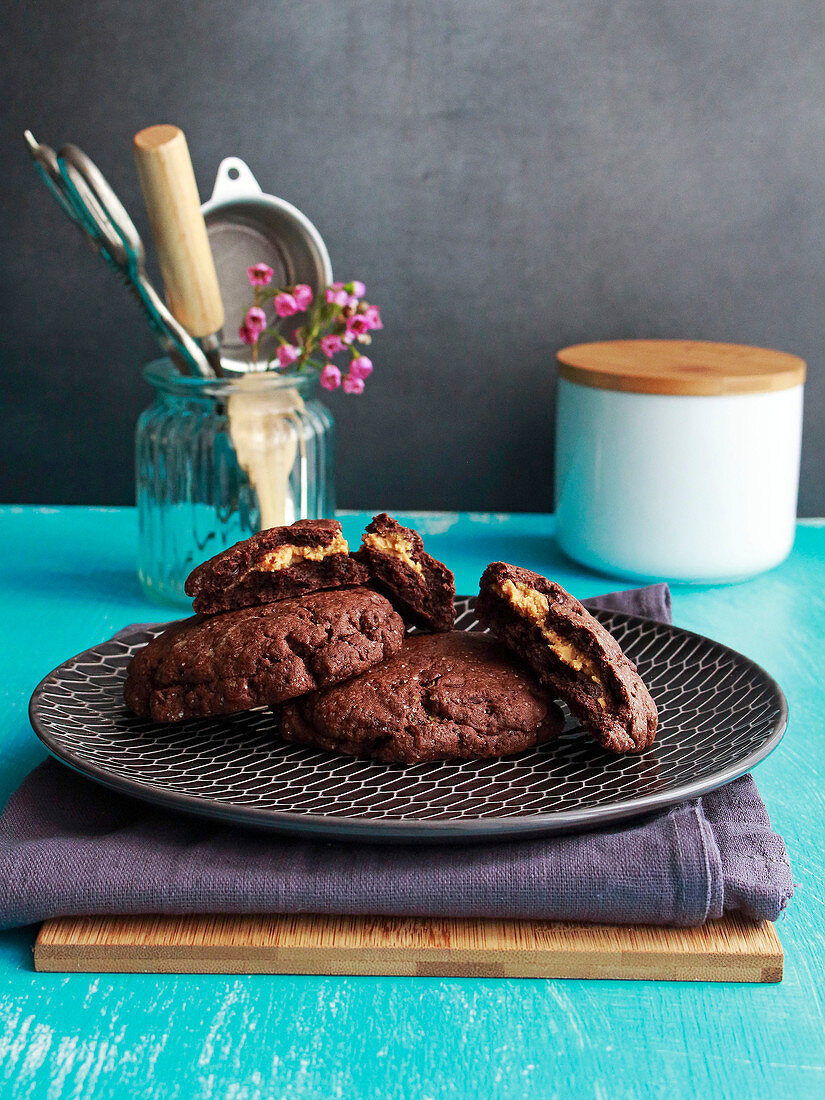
[34,913,782,982]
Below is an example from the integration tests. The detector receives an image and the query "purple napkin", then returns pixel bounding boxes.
[0,584,793,929]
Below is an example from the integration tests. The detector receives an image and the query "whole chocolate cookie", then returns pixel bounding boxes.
[185,519,369,614]
[477,563,658,753]
[124,588,405,723]
[279,631,563,763]
[353,513,456,632]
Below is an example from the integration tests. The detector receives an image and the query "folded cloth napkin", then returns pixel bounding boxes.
[0,584,793,930]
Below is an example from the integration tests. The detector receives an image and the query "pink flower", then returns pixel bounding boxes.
[349,355,373,380]
[238,323,257,346]
[346,314,370,337]
[325,287,349,307]
[320,364,341,390]
[244,307,267,335]
[363,305,383,330]
[342,330,355,345]
[292,284,313,311]
[342,374,365,395]
[350,280,366,297]
[274,292,299,317]
[346,294,360,309]
[320,334,345,357]
[247,263,274,287]
[276,344,300,369]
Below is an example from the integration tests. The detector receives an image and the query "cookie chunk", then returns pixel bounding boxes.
[353,513,456,632]
[124,588,405,723]
[477,563,658,753]
[279,631,562,763]
[185,519,368,614]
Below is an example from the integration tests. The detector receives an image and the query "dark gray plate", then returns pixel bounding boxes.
[29,599,787,843]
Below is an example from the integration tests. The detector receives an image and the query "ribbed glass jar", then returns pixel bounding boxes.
[136,359,335,606]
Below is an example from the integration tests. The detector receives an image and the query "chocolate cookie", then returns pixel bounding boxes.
[185,519,368,615]
[124,588,405,723]
[353,513,456,632]
[279,631,563,763]
[477,563,658,753]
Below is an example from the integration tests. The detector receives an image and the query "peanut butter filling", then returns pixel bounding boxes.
[256,533,348,571]
[362,531,423,575]
[498,580,604,691]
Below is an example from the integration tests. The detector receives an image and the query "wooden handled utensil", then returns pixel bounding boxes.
[133,124,224,372]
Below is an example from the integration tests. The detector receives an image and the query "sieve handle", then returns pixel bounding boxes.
[133,125,225,340]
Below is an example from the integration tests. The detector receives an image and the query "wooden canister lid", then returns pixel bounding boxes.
[556,340,806,396]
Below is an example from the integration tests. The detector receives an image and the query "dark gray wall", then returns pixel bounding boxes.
[3,1,823,512]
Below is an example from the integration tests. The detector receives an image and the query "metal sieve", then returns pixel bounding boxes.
[201,157,333,366]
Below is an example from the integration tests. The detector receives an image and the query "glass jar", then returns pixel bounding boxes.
[136,359,335,606]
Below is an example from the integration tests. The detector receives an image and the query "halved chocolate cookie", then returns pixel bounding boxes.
[353,513,456,632]
[185,519,368,614]
[125,588,404,723]
[477,563,658,753]
[280,631,563,763]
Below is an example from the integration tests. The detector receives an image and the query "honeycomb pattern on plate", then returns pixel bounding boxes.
[29,598,786,838]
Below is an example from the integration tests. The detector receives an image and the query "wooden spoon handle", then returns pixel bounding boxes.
[133,124,224,339]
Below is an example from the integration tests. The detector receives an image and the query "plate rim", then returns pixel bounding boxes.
[28,606,789,842]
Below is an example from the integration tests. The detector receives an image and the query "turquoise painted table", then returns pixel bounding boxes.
[1,506,824,1099]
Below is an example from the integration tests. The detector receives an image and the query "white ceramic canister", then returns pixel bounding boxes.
[554,340,806,583]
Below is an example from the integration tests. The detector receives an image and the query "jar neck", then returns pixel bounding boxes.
[144,358,319,404]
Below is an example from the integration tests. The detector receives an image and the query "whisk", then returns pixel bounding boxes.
[24,130,218,378]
